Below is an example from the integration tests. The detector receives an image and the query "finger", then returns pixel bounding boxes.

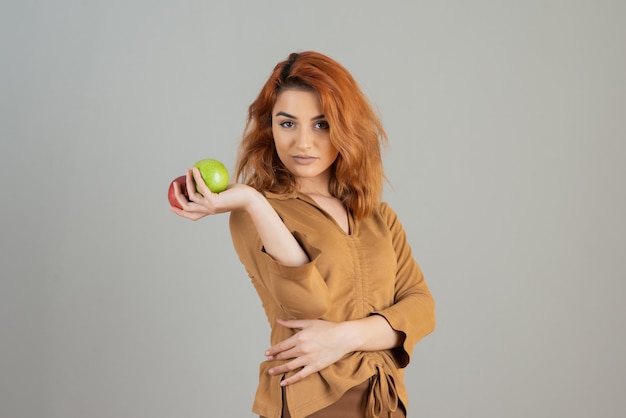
[191,167,212,198]
[270,346,299,361]
[185,169,197,198]
[172,181,189,207]
[169,206,207,221]
[265,339,296,360]
[280,365,316,386]
[172,185,201,212]
[276,318,309,330]
[268,356,307,377]
[185,169,205,202]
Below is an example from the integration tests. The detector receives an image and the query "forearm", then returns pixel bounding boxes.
[343,314,404,353]
[246,190,309,267]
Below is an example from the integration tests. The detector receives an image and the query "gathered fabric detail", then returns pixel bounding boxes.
[366,365,398,418]
[230,196,434,418]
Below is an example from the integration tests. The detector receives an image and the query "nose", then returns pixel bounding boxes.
[295,127,312,150]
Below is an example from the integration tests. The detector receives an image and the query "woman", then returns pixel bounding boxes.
[170,51,435,418]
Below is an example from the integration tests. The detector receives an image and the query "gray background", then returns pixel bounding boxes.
[2,1,625,417]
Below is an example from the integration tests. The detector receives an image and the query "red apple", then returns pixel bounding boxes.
[168,175,188,209]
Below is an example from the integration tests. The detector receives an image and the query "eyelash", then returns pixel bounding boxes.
[278,121,330,130]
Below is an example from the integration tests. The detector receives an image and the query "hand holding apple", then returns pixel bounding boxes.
[193,158,229,193]
[168,158,229,209]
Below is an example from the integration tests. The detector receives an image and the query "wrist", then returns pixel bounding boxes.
[339,320,364,353]
[344,315,402,352]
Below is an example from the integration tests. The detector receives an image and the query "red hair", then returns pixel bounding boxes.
[235,51,387,219]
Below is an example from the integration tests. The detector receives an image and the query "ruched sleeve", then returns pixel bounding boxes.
[372,202,436,368]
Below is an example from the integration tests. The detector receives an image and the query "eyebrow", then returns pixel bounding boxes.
[274,111,325,120]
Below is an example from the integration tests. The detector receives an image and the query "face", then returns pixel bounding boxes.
[272,89,339,191]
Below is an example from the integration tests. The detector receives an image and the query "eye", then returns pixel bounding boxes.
[279,120,294,128]
[314,120,330,130]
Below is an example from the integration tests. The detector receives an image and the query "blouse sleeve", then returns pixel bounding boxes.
[372,202,436,368]
[229,208,331,319]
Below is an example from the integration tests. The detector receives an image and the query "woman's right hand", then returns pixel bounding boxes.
[171,168,309,266]
[169,167,256,221]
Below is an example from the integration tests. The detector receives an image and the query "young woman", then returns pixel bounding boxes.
[170,51,435,418]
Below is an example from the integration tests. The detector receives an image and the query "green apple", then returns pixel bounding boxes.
[193,158,229,193]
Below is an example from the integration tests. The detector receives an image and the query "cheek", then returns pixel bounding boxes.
[324,142,339,161]
[271,127,283,150]
[272,136,290,165]
[329,150,339,164]
[273,135,287,155]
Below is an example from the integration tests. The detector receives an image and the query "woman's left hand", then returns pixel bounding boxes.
[264,318,354,386]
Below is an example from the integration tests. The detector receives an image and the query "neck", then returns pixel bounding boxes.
[296,176,331,197]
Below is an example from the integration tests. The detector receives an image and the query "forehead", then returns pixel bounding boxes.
[273,89,323,115]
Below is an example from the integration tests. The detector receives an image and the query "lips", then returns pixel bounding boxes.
[292,155,317,164]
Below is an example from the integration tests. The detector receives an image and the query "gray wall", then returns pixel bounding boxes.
[2,1,624,417]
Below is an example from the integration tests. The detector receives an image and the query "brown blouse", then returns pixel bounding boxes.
[229,191,435,418]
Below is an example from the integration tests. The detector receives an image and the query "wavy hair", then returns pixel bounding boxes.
[235,51,387,219]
